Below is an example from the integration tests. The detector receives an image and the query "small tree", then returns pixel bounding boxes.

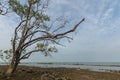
[0,0,85,75]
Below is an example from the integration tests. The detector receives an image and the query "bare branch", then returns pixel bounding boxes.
[21,18,85,51]
[49,16,64,31]
[50,39,66,47]
[54,18,85,38]
[26,30,50,39]
[20,49,44,60]
[52,20,69,33]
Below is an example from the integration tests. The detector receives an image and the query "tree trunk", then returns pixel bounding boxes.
[6,55,19,75]
[6,61,17,75]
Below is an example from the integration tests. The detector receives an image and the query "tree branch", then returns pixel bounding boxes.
[52,20,69,33]
[12,20,26,53]
[21,18,85,51]
[54,18,85,38]
[16,3,32,52]
[20,49,44,60]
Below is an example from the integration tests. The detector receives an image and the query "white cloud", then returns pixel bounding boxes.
[1,0,120,62]
[29,0,120,62]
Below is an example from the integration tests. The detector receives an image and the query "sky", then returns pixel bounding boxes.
[0,0,120,62]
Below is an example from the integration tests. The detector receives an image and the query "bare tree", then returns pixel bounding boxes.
[0,0,85,75]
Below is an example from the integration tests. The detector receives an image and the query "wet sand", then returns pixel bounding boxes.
[0,65,120,80]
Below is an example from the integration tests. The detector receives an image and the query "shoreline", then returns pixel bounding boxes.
[0,65,120,80]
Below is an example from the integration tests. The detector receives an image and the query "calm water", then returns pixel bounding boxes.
[19,62,120,72]
[1,62,120,71]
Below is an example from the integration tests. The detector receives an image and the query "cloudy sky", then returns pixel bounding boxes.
[0,0,120,62]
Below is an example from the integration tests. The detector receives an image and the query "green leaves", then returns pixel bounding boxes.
[9,0,29,17]
[28,0,38,5]
[48,46,58,53]
[36,43,48,49]
[8,0,50,21]
[35,43,58,55]
[34,13,50,21]
[0,49,12,63]
[0,50,3,58]
[43,15,50,21]
[36,43,45,49]
[35,13,42,20]
[4,50,8,54]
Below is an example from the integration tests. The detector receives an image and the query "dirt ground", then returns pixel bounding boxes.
[0,65,120,80]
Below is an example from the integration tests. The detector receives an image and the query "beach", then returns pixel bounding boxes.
[0,66,120,80]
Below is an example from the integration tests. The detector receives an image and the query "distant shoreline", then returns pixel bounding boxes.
[1,62,120,66]
[1,62,120,73]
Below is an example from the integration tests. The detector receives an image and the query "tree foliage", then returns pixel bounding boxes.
[0,1,8,15]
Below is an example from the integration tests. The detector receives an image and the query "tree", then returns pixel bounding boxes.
[0,0,85,75]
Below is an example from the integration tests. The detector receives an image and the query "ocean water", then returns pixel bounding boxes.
[19,62,120,72]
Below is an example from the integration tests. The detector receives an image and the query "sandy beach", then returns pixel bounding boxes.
[0,65,120,80]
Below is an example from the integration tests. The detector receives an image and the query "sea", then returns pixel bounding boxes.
[1,62,120,72]
[21,62,120,72]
